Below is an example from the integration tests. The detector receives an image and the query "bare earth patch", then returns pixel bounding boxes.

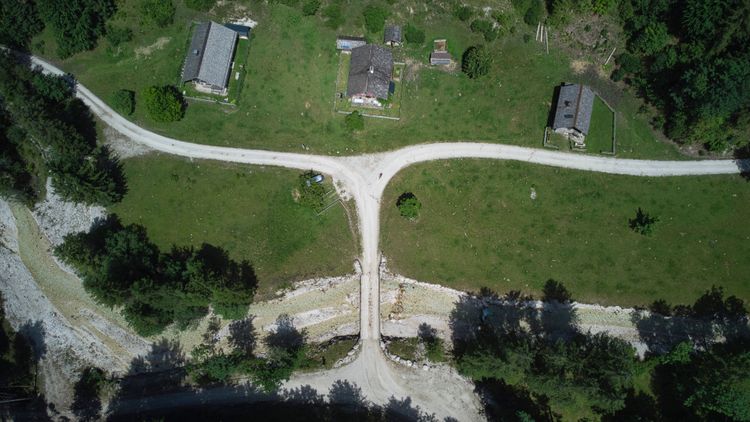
[134,37,171,59]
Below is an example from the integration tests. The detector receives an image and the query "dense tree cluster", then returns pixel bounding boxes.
[0,1,43,49]
[36,0,116,58]
[0,53,126,205]
[55,215,257,336]
[451,286,637,414]
[614,0,750,151]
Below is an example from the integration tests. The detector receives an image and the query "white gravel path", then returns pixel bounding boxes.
[22,54,750,421]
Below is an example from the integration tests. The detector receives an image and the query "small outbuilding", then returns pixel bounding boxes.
[430,39,451,65]
[384,25,402,46]
[346,44,393,107]
[552,83,596,144]
[337,35,367,51]
[181,21,239,96]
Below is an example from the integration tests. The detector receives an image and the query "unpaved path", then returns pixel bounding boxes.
[22,54,750,421]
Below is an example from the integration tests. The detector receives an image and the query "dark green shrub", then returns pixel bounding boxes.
[345,111,364,131]
[629,208,658,235]
[454,5,472,21]
[404,23,425,44]
[323,4,343,29]
[462,45,492,78]
[396,192,421,220]
[105,25,133,47]
[111,89,135,115]
[142,85,184,122]
[363,4,388,33]
[523,0,544,25]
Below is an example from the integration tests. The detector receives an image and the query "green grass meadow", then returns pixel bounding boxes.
[109,154,357,296]
[381,159,750,307]
[33,1,682,158]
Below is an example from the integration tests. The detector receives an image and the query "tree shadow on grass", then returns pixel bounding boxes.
[475,378,560,422]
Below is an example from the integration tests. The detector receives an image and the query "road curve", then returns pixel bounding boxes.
[28,55,749,421]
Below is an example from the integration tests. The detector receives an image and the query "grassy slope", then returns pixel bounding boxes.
[381,159,750,307]
[109,154,357,296]
[33,1,682,158]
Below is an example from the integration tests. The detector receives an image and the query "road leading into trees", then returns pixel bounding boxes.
[29,55,749,420]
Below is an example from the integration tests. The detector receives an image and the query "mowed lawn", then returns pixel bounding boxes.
[110,154,357,296]
[381,160,750,307]
[33,1,682,159]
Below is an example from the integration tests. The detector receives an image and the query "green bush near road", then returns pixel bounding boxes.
[382,159,750,307]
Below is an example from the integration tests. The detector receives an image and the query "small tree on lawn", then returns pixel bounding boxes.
[396,192,421,220]
[111,89,135,115]
[462,45,492,79]
[345,111,365,132]
[142,85,185,122]
[629,208,658,235]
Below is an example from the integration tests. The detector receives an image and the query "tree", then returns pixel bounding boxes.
[344,110,364,132]
[628,207,658,235]
[322,4,344,29]
[139,0,175,27]
[462,45,492,79]
[302,0,321,16]
[0,0,43,49]
[36,0,117,58]
[655,342,750,421]
[630,22,669,55]
[111,89,135,116]
[454,5,473,21]
[185,0,215,11]
[142,85,185,122]
[404,23,425,44]
[542,279,572,303]
[396,192,421,220]
[524,0,544,26]
[363,4,388,33]
[105,25,133,47]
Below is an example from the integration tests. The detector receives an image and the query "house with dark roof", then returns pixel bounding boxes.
[346,44,393,107]
[181,21,239,96]
[384,25,402,46]
[336,35,367,51]
[552,83,595,144]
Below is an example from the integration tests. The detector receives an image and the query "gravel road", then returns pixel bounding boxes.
[23,54,749,421]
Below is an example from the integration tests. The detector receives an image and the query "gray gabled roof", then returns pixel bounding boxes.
[181,21,238,89]
[552,84,595,135]
[384,25,402,43]
[347,45,393,100]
